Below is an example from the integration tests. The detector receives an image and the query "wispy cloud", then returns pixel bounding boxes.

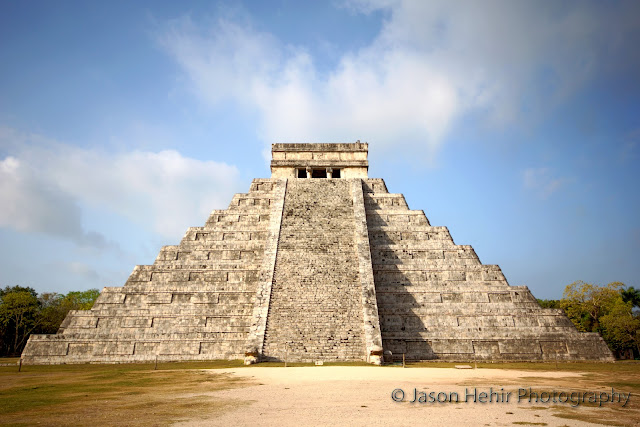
[159,14,458,157]
[157,1,640,160]
[0,155,111,248]
[523,167,568,199]
[0,127,241,244]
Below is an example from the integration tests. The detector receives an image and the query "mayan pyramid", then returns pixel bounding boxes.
[22,142,614,364]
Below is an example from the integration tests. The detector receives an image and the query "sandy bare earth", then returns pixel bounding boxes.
[175,366,631,426]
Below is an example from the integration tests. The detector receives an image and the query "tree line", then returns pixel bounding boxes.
[1,281,639,359]
[538,281,640,359]
[0,286,99,356]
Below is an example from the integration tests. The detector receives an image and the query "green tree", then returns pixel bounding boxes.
[561,281,624,332]
[34,289,100,336]
[537,299,561,309]
[561,281,640,358]
[0,290,40,355]
[0,286,39,355]
[36,293,65,334]
[621,286,640,311]
[599,298,640,355]
[61,289,100,311]
[0,285,37,298]
[0,287,101,355]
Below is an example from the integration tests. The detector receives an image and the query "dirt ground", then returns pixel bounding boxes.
[174,366,637,427]
[2,362,637,426]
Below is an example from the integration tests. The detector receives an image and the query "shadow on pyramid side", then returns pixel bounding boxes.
[21,143,614,364]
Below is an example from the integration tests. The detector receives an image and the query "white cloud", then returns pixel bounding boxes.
[159,12,460,156]
[0,128,241,244]
[66,261,99,280]
[523,167,567,199]
[0,155,109,247]
[158,1,640,159]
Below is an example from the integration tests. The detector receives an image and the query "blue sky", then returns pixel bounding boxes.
[0,0,638,299]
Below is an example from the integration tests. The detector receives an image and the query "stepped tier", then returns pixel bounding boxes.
[362,178,612,362]
[22,143,613,364]
[22,179,282,364]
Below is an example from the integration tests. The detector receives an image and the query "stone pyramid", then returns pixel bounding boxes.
[22,143,614,364]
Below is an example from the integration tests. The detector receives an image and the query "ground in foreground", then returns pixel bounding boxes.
[1,361,638,426]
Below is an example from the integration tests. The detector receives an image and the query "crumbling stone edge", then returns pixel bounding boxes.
[352,179,384,365]
[244,179,287,364]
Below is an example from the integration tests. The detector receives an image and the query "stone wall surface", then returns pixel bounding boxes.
[363,178,613,362]
[21,179,280,364]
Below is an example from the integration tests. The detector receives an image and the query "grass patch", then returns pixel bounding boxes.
[0,362,252,426]
[602,381,640,394]
[552,409,626,426]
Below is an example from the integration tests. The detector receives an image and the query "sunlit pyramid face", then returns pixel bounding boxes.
[22,143,613,365]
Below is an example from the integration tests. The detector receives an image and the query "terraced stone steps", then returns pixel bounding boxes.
[363,178,613,362]
[22,178,279,364]
[261,179,366,362]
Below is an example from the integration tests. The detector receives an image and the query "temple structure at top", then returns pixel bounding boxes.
[270,142,368,179]
[22,142,614,364]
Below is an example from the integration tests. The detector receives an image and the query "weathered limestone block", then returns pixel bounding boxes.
[94,290,126,305]
[68,315,98,329]
[499,340,542,354]
[93,341,135,355]
[146,293,172,304]
[23,340,68,356]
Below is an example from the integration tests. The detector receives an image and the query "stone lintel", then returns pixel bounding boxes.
[270,160,369,167]
[272,142,368,152]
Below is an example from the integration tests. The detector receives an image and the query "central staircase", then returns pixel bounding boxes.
[262,179,366,362]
